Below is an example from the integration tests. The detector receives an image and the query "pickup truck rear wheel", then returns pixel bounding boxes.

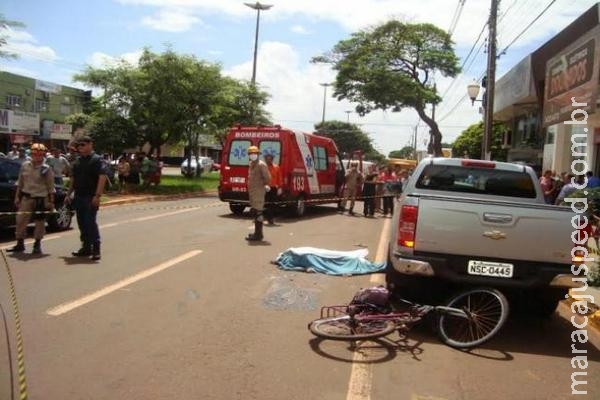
[530,288,567,317]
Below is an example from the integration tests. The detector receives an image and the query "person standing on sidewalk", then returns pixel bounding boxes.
[7,143,55,254]
[46,147,71,185]
[64,136,109,260]
[246,146,271,241]
[341,162,363,216]
[264,153,282,225]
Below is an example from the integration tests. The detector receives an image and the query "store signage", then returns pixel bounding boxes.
[543,26,600,127]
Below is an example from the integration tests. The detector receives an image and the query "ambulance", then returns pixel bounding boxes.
[218,125,345,217]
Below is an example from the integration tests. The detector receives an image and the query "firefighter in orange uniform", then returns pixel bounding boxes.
[264,153,282,225]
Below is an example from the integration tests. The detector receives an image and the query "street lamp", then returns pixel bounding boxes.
[467,79,490,160]
[467,80,480,106]
[320,82,331,124]
[244,2,273,86]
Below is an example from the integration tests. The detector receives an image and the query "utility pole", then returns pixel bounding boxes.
[483,0,498,160]
[320,83,331,124]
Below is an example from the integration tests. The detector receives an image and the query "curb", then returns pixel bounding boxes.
[558,299,600,350]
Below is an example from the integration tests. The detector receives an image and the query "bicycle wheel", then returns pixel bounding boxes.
[437,288,509,349]
[309,315,397,340]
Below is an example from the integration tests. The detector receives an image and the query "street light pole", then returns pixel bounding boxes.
[345,110,352,123]
[320,83,331,124]
[244,2,273,87]
[483,0,498,160]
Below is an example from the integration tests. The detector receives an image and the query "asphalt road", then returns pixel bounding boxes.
[0,197,599,399]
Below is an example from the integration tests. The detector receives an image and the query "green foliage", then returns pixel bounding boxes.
[452,121,508,161]
[73,48,271,156]
[389,146,415,159]
[313,20,460,156]
[314,120,383,161]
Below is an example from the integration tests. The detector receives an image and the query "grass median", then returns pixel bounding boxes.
[66,171,221,201]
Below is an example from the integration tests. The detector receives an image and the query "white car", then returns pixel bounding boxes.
[181,156,213,176]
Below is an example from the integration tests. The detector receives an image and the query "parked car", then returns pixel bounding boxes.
[0,158,73,231]
[181,156,214,176]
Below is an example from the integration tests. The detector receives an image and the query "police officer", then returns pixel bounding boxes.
[246,146,270,241]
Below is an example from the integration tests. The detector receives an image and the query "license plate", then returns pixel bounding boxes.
[230,177,246,183]
[467,260,513,278]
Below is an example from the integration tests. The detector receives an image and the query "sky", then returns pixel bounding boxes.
[1,0,599,156]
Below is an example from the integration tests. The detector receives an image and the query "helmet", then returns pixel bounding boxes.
[247,146,260,154]
[31,143,47,152]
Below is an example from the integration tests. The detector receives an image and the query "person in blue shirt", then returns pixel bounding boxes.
[586,171,600,188]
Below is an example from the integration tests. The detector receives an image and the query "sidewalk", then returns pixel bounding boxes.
[101,190,215,207]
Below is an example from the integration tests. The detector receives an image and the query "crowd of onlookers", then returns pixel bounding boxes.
[1,144,163,193]
[539,169,600,205]
[340,161,411,217]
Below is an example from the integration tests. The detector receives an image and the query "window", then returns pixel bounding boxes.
[312,145,328,171]
[60,104,71,114]
[258,141,281,164]
[35,99,48,112]
[228,140,252,166]
[415,164,536,198]
[6,95,21,107]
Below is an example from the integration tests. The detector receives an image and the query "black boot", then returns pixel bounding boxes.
[72,243,92,257]
[91,242,101,261]
[245,221,264,241]
[32,239,42,254]
[7,239,25,253]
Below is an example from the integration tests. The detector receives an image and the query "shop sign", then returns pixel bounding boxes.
[0,109,9,131]
[35,80,62,94]
[543,26,600,127]
[11,111,40,132]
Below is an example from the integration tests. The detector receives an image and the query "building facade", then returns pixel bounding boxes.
[0,71,91,152]
[493,3,600,176]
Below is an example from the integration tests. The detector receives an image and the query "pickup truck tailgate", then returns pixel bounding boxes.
[414,195,574,265]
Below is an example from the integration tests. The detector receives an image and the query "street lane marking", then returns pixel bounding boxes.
[99,205,208,229]
[346,217,390,400]
[46,250,203,316]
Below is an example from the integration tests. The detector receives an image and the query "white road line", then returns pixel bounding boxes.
[46,250,203,316]
[346,217,391,400]
[99,205,206,229]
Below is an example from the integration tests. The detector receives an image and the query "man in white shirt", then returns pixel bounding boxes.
[46,148,71,185]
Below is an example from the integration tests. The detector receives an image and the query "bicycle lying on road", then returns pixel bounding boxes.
[308,286,509,349]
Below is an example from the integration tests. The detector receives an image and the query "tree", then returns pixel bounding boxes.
[0,14,25,59]
[74,48,271,157]
[315,120,384,162]
[452,121,508,161]
[389,146,415,159]
[313,20,460,157]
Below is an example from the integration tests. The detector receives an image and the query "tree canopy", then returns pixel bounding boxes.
[389,146,415,159]
[73,48,270,156]
[313,20,460,157]
[314,120,384,162]
[452,121,508,161]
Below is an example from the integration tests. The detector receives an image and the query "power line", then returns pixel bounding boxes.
[498,0,558,58]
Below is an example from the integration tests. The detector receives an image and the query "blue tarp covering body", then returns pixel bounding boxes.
[275,247,386,275]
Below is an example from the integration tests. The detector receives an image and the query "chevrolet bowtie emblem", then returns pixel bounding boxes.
[483,230,506,240]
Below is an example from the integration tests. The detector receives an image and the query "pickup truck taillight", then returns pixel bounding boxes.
[398,205,418,248]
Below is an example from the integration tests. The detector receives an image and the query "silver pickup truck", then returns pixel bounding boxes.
[387,158,585,315]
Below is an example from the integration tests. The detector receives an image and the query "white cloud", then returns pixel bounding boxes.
[3,27,59,62]
[141,9,201,32]
[88,50,144,68]
[290,25,311,35]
